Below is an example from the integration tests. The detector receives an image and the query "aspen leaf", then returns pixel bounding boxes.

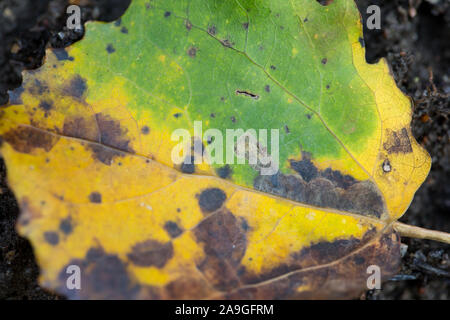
[0,0,436,299]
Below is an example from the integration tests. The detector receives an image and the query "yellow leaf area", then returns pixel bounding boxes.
[0,0,428,299]
[344,16,431,219]
[0,129,399,299]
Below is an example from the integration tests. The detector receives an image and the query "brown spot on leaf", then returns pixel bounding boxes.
[89,145,124,165]
[187,46,197,58]
[38,100,53,117]
[180,155,195,174]
[383,128,413,154]
[62,116,97,141]
[185,19,192,31]
[59,217,73,235]
[8,86,24,105]
[127,240,174,268]
[194,208,247,290]
[65,114,131,165]
[28,79,49,95]
[53,48,74,61]
[88,113,133,164]
[255,153,384,217]
[255,173,307,203]
[65,75,87,98]
[220,39,233,48]
[197,188,227,213]
[59,247,141,299]
[106,44,116,54]
[340,181,385,218]
[164,221,183,238]
[89,192,102,203]
[358,37,365,48]
[207,25,217,36]
[2,126,59,154]
[216,165,232,179]
[44,231,59,246]
[222,230,400,299]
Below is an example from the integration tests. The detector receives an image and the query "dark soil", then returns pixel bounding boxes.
[0,0,449,300]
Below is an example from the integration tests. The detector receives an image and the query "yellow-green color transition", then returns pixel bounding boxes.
[0,0,430,299]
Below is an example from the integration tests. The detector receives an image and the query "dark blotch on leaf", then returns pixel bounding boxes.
[321,58,328,65]
[383,128,413,154]
[220,39,233,48]
[185,19,192,31]
[265,85,270,92]
[208,25,217,36]
[194,209,247,290]
[59,217,73,235]
[270,65,276,70]
[216,165,232,179]
[290,157,318,182]
[358,37,365,48]
[187,47,197,58]
[60,247,141,299]
[121,27,128,34]
[2,126,59,154]
[242,22,249,30]
[39,100,53,113]
[53,48,74,61]
[67,75,87,98]
[141,126,150,134]
[44,231,59,246]
[198,188,227,213]
[106,44,116,54]
[89,113,133,165]
[127,240,174,268]
[284,125,290,134]
[181,155,195,174]
[29,79,48,95]
[8,86,24,105]
[89,192,102,203]
[164,221,183,238]
[164,11,171,18]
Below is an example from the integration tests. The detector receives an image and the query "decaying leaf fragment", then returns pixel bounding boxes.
[0,0,443,299]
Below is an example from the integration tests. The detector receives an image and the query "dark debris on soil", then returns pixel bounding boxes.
[0,0,449,299]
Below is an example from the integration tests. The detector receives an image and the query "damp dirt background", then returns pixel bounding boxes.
[0,0,448,300]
